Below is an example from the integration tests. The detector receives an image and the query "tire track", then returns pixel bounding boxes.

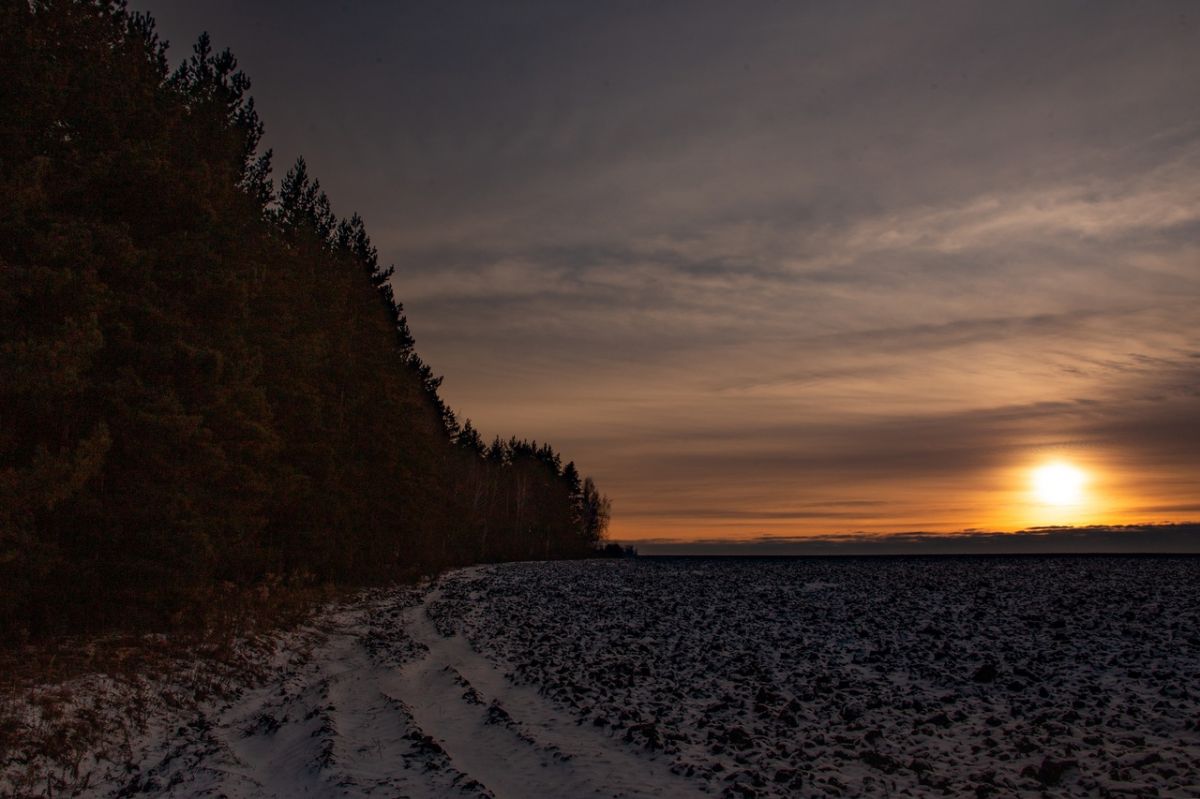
[386,585,702,799]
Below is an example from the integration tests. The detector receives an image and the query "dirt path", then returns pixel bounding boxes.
[389,585,698,798]
[116,579,701,798]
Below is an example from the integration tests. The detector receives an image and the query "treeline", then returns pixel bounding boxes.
[0,0,609,642]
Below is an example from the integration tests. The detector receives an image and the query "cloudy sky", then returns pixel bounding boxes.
[142,1,1200,544]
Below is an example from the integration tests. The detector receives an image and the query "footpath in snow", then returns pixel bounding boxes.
[8,558,1197,798]
[2,566,699,798]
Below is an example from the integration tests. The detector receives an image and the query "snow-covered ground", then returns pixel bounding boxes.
[4,557,1198,797]
[438,558,1200,798]
[2,572,695,798]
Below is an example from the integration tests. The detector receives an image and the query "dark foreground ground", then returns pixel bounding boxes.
[436,556,1200,798]
[4,556,1197,797]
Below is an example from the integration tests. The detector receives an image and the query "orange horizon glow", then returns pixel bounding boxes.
[603,449,1192,544]
[145,2,1200,552]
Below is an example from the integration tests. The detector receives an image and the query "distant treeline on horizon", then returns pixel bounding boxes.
[0,1,609,641]
[629,523,1200,557]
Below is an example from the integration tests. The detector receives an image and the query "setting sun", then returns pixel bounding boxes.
[1032,462,1088,506]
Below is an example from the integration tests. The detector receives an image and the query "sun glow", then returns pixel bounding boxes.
[1031,461,1088,506]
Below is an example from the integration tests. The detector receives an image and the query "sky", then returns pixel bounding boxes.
[139,1,1200,547]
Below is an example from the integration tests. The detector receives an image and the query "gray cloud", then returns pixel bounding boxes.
[139,1,1200,543]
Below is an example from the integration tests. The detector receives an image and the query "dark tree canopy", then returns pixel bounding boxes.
[0,0,610,642]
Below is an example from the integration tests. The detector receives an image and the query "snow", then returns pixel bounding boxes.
[4,556,1199,798]
[439,558,1200,798]
[394,579,689,797]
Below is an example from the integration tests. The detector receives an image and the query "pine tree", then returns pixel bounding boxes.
[0,0,613,641]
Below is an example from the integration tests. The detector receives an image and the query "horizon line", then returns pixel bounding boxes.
[615,522,1200,556]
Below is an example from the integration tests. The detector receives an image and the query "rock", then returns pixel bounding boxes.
[754,686,781,705]
[1123,752,1161,769]
[624,722,663,750]
[484,701,513,726]
[973,663,998,683]
[860,749,900,773]
[1012,666,1040,682]
[722,782,758,798]
[773,768,797,784]
[405,731,445,755]
[1025,756,1078,786]
[723,726,754,750]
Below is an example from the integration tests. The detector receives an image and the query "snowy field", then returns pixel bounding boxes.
[437,557,1200,798]
[4,557,1199,798]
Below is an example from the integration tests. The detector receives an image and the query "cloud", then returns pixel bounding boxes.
[140,0,1200,544]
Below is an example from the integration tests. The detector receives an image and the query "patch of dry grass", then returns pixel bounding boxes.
[0,576,348,798]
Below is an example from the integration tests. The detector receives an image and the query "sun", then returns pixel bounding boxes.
[1031,461,1087,506]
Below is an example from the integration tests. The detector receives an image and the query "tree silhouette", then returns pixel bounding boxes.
[0,0,613,642]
